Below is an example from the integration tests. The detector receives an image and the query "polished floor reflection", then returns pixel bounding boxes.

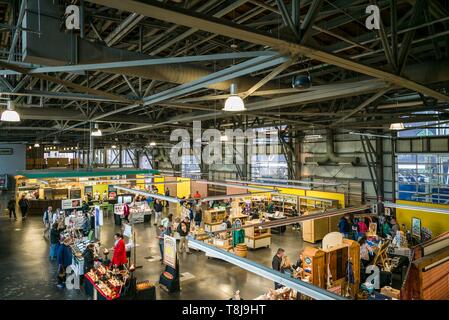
[0,192,311,300]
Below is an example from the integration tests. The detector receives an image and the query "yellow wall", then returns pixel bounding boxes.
[305,190,345,208]
[396,200,449,237]
[176,177,191,198]
[154,176,164,194]
[278,187,306,197]
[136,174,146,188]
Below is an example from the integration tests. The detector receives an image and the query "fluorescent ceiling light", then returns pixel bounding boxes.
[223,83,245,112]
[1,100,20,122]
[389,123,405,130]
[304,134,322,141]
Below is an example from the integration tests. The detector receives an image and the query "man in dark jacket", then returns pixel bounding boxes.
[49,223,60,261]
[18,195,29,220]
[194,207,202,227]
[272,248,285,289]
[7,197,16,220]
[83,244,96,274]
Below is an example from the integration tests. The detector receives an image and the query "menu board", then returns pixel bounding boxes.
[163,235,177,268]
[84,186,93,196]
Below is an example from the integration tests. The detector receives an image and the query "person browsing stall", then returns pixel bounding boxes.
[111,233,127,268]
[157,225,170,263]
[272,248,286,289]
[7,197,16,220]
[43,206,53,239]
[177,221,191,254]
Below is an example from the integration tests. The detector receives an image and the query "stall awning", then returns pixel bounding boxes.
[16,169,159,179]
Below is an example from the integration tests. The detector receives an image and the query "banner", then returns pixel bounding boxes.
[108,185,117,199]
[123,224,132,238]
[61,198,82,210]
[163,235,177,268]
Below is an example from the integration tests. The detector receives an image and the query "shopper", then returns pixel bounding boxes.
[223,215,232,229]
[81,201,90,213]
[165,188,170,208]
[177,221,191,254]
[18,194,29,220]
[161,213,173,234]
[82,212,91,236]
[357,218,368,238]
[359,236,373,268]
[83,243,96,274]
[154,199,163,226]
[272,248,285,289]
[382,219,391,238]
[390,218,400,237]
[56,237,72,288]
[42,206,53,239]
[123,202,130,223]
[193,190,201,199]
[194,206,202,227]
[338,215,351,238]
[157,225,170,262]
[7,197,16,220]
[291,205,300,230]
[49,223,60,261]
[111,233,127,269]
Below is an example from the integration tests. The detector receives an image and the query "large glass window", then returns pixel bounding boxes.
[181,154,201,178]
[251,154,288,179]
[397,153,449,203]
[398,112,449,137]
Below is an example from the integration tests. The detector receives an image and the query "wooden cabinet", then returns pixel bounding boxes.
[244,220,271,249]
[302,247,326,288]
[302,211,329,243]
[203,209,226,224]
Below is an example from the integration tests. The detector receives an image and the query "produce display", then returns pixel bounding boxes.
[85,264,130,300]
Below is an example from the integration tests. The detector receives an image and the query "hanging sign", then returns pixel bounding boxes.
[123,224,132,238]
[61,198,82,210]
[163,235,177,269]
[108,185,117,200]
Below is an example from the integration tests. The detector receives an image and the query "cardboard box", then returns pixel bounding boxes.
[381,286,400,299]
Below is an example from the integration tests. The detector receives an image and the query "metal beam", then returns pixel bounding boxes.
[0,51,277,76]
[300,0,324,43]
[8,0,26,62]
[331,88,391,126]
[88,0,449,101]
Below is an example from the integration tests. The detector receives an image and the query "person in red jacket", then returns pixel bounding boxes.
[111,233,127,268]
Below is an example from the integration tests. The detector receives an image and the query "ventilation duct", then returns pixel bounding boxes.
[21,0,284,92]
[305,130,360,166]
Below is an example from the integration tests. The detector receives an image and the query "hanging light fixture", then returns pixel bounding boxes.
[34,142,40,147]
[149,141,156,147]
[91,123,102,136]
[53,137,60,145]
[389,123,405,130]
[220,134,228,142]
[223,83,245,112]
[111,145,117,149]
[1,100,21,122]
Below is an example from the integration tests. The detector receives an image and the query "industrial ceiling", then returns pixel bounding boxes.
[0,0,448,147]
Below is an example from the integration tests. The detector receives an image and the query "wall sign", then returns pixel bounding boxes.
[412,217,422,240]
[65,5,80,30]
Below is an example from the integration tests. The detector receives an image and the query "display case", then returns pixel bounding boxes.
[244,219,271,249]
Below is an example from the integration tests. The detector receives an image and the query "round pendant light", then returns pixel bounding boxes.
[1,100,21,122]
[223,83,245,112]
[91,123,102,136]
[389,123,405,130]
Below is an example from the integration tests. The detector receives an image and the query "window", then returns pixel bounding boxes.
[251,154,288,180]
[398,112,449,137]
[397,153,449,203]
[181,154,201,178]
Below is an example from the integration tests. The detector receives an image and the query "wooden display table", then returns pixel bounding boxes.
[203,208,226,224]
[229,214,249,224]
[244,220,271,249]
[204,221,225,232]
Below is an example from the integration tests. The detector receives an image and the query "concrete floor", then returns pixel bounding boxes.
[0,192,311,300]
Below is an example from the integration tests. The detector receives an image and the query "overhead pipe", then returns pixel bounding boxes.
[305,129,361,165]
